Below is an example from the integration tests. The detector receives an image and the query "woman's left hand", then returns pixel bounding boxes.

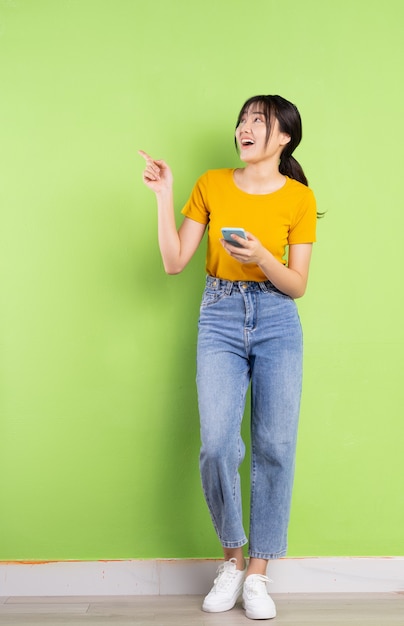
[220,231,266,265]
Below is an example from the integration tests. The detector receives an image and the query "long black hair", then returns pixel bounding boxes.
[235,94,308,186]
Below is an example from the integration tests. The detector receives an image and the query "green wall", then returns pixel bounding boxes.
[1,0,403,561]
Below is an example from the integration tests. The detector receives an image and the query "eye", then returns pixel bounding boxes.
[254,116,264,123]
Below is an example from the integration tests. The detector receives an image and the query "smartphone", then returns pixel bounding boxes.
[221,227,247,248]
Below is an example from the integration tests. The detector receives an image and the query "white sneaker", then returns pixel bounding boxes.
[242,574,276,619]
[202,558,246,613]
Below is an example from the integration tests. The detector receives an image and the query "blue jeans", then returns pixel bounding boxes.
[197,276,303,560]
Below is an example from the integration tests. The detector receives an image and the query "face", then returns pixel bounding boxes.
[235,106,290,164]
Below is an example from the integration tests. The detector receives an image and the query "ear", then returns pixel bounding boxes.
[280,133,291,146]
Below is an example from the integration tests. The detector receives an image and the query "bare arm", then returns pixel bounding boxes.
[222,233,313,299]
[139,150,206,274]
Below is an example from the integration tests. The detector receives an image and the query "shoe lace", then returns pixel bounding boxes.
[245,574,273,597]
[213,558,240,592]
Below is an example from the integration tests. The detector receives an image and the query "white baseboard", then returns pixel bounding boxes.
[0,558,403,596]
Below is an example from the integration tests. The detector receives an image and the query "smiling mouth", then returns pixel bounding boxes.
[241,139,255,147]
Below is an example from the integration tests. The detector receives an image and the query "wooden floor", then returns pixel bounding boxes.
[1,594,404,625]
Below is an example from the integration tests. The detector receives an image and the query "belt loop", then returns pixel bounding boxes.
[259,281,271,293]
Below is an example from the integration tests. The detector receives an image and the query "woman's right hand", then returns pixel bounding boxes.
[138,150,173,194]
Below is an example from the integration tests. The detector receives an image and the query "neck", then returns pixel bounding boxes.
[235,161,286,194]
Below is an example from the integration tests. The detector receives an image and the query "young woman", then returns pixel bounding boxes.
[139,94,317,620]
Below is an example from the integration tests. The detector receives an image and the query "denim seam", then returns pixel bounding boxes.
[248,548,288,560]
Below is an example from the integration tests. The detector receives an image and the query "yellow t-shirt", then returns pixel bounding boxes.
[181,168,317,282]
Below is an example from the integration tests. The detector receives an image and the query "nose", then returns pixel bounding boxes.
[243,118,252,132]
[240,123,252,136]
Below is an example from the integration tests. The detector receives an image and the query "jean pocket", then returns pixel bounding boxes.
[270,288,293,301]
[200,286,228,308]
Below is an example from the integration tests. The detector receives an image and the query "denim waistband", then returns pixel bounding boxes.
[205,275,281,295]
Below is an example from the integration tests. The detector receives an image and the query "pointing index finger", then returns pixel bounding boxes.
[138,149,154,162]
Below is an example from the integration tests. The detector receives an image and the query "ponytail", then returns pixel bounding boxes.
[280,152,323,217]
[279,153,308,186]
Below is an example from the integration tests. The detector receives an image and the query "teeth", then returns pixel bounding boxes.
[242,139,254,145]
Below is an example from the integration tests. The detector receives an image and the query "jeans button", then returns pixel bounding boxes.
[242,283,248,289]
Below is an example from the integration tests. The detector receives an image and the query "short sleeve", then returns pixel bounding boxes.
[181,173,210,225]
[288,187,317,244]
